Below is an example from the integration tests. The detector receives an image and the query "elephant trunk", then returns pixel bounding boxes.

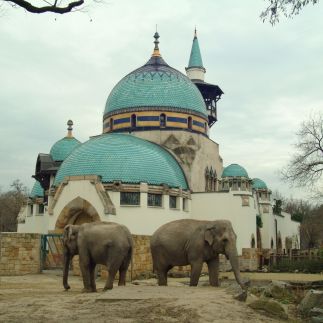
[226,244,245,289]
[63,250,71,290]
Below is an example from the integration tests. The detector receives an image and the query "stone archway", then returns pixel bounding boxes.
[55,197,101,230]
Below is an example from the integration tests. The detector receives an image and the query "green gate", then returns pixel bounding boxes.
[41,234,64,270]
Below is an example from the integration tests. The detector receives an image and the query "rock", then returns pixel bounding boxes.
[248,299,288,320]
[131,279,157,286]
[249,286,266,297]
[299,290,323,316]
[310,307,323,317]
[310,316,323,323]
[263,281,293,302]
[234,290,247,302]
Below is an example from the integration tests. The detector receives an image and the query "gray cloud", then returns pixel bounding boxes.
[0,0,322,199]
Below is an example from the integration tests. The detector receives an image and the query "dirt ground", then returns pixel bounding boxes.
[0,272,321,323]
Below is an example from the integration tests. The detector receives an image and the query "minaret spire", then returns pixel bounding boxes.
[185,27,206,81]
[152,27,161,57]
[66,120,74,138]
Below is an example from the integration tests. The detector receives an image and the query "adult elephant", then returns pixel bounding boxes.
[63,221,133,292]
[150,219,245,288]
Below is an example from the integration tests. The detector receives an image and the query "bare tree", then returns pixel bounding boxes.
[261,0,319,25]
[0,180,28,232]
[2,0,85,14]
[300,204,323,248]
[281,112,323,198]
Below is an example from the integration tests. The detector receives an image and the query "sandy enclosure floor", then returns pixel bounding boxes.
[0,272,318,323]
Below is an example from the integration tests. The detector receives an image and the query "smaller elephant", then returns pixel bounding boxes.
[150,219,245,288]
[63,221,133,292]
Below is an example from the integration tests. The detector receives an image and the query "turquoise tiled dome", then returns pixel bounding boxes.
[221,164,249,178]
[50,137,81,161]
[104,56,207,118]
[252,178,268,190]
[30,181,44,198]
[54,133,188,189]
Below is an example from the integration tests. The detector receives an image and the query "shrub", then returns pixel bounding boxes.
[270,258,323,273]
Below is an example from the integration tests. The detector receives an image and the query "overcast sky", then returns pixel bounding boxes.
[0,0,322,199]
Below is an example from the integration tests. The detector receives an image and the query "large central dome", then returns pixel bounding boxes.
[104,55,207,118]
[103,32,207,125]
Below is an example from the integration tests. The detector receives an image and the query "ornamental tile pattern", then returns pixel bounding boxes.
[54,133,188,189]
[50,137,81,161]
[104,56,207,117]
[188,37,204,68]
[221,164,249,178]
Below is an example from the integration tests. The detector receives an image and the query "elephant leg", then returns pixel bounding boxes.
[157,265,172,286]
[207,256,220,287]
[118,269,127,286]
[118,253,131,286]
[79,254,93,293]
[89,261,97,292]
[103,266,118,291]
[157,270,168,286]
[190,262,203,286]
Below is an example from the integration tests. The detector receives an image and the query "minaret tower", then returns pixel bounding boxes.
[185,28,206,81]
[186,28,224,128]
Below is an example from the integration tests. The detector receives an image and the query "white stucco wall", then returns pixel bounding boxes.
[191,191,258,254]
[51,180,191,235]
[17,204,49,234]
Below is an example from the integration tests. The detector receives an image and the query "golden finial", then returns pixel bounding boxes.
[152,26,161,57]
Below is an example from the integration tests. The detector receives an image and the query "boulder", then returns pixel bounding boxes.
[263,280,293,302]
[298,290,323,316]
[248,299,288,320]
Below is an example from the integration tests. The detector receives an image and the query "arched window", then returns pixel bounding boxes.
[131,114,137,128]
[160,114,166,127]
[271,238,274,249]
[188,116,192,130]
[205,167,209,191]
[110,118,114,131]
[251,234,256,248]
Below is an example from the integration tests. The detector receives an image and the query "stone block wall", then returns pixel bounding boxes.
[239,248,259,271]
[0,233,41,275]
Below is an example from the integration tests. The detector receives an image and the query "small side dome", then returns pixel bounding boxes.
[30,181,44,198]
[221,164,249,178]
[50,120,81,162]
[252,178,268,190]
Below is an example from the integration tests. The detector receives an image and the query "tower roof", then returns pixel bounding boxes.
[187,29,204,69]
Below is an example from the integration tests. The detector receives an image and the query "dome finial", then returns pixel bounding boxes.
[152,26,161,57]
[67,119,74,138]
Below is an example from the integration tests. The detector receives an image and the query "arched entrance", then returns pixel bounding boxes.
[55,197,101,230]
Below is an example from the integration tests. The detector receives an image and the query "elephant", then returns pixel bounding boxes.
[150,219,245,289]
[63,221,133,292]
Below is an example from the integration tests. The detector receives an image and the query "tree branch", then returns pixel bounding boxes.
[4,0,84,14]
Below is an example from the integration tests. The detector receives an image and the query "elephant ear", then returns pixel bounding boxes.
[63,224,76,240]
[204,229,214,245]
